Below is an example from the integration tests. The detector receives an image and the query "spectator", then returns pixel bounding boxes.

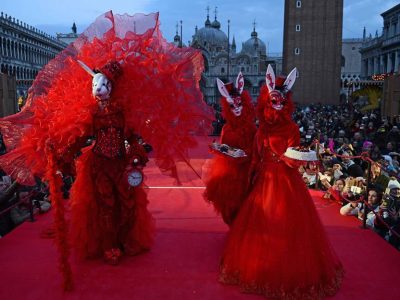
[389,152,400,170]
[374,179,400,243]
[302,162,317,188]
[332,163,344,180]
[387,126,400,146]
[370,144,382,161]
[340,188,381,228]
[381,142,395,156]
[339,152,364,178]
[321,178,346,203]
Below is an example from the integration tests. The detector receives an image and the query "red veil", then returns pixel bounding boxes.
[0,11,212,289]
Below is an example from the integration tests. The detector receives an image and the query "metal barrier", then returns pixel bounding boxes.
[0,182,36,232]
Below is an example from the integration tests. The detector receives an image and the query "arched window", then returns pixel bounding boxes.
[10,40,14,58]
[7,39,11,57]
[341,55,346,67]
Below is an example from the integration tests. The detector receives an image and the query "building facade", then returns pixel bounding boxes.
[283,0,343,105]
[0,12,67,97]
[360,4,400,79]
[189,9,281,106]
[341,38,363,100]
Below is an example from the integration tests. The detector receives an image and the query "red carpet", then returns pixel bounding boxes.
[1,137,399,299]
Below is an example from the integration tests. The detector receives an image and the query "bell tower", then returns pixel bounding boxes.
[283,0,343,104]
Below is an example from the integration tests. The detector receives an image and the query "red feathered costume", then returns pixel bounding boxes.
[219,67,343,299]
[203,75,256,225]
[0,11,212,290]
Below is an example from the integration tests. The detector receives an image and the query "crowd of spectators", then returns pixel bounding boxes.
[293,102,400,250]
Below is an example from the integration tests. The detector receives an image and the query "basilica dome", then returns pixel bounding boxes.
[211,18,221,30]
[242,29,266,56]
[193,15,228,50]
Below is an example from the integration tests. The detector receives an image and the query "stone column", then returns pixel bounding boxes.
[387,53,392,73]
[361,59,366,77]
[395,51,399,73]
[369,58,374,76]
[380,54,387,74]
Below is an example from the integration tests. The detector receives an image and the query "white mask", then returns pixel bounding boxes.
[216,72,245,117]
[92,73,112,100]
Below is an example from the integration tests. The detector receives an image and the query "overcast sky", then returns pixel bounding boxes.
[1,0,399,54]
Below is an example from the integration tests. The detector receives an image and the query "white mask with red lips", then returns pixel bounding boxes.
[217,72,245,117]
[265,64,297,110]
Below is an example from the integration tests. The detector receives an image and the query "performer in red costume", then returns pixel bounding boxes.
[219,65,343,299]
[0,11,212,290]
[203,73,256,225]
[68,60,153,265]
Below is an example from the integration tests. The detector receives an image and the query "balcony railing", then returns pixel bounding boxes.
[361,37,382,50]
[382,34,400,47]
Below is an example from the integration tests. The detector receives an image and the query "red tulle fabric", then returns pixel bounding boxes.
[219,90,343,299]
[46,150,73,290]
[0,11,213,186]
[203,91,256,225]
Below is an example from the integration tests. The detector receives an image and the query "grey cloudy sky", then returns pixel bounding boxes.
[1,0,399,53]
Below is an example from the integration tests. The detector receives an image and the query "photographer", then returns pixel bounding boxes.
[321,178,345,203]
[340,187,381,228]
[374,180,400,245]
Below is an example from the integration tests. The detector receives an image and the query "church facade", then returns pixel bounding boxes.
[186,10,281,106]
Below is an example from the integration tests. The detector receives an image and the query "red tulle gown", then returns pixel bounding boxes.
[69,105,154,260]
[219,87,343,299]
[204,90,256,225]
[0,11,212,289]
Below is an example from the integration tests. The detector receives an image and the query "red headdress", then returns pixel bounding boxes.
[95,60,123,82]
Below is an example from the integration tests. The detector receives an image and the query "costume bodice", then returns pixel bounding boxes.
[92,106,126,159]
[257,122,300,164]
[261,134,288,163]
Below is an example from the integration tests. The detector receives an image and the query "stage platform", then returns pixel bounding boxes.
[1,137,399,299]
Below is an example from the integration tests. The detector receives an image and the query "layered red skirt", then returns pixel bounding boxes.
[220,161,343,299]
[69,147,155,259]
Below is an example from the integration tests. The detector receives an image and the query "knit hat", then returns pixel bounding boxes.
[387,179,400,190]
